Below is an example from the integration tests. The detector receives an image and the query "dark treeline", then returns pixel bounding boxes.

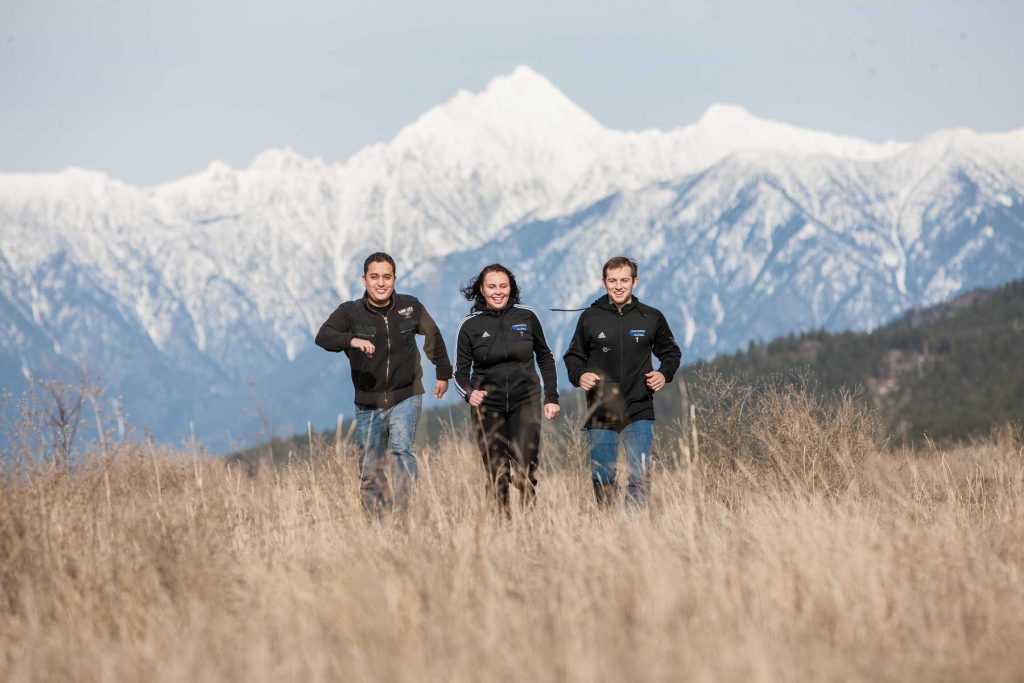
[664,279,1024,445]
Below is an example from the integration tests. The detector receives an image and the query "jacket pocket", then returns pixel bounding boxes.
[399,323,417,350]
[352,323,377,340]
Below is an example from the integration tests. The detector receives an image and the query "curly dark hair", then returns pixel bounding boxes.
[460,263,521,310]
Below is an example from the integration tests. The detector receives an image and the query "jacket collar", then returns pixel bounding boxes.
[591,294,643,315]
[362,291,397,314]
[473,301,511,316]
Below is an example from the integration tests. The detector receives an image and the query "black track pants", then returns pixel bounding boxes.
[472,402,541,510]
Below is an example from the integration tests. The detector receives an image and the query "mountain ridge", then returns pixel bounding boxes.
[1,66,1021,447]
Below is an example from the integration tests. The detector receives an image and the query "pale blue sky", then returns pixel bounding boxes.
[2,0,1021,185]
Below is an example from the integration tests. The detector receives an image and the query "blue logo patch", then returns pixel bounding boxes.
[511,324,528,332]
[629,329,646,343]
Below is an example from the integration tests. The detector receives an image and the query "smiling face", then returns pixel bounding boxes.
[480,270,511,310]
[603,265,637,307]
[362,260,396,305]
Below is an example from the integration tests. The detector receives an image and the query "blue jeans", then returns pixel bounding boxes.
[354,394,422,513]
[587,420,654,507]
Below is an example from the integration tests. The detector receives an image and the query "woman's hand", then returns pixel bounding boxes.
[468,389,488,407]
[543,403,560,420]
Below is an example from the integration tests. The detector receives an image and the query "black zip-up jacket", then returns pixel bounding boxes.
[454,303,559,413]
[563,295,681,428]
[315,292,452,408]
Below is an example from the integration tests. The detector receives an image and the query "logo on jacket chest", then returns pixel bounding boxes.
[629,329,647,343]
[397,306,414,318]
[511,323,529,337]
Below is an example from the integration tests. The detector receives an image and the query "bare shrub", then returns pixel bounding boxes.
[39,367,100,469]
[691,369,884,495]
[2,367,105,470]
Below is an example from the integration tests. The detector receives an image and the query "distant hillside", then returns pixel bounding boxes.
[662,279,1024,444]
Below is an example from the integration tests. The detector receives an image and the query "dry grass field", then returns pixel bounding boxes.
[2,383,1024,682]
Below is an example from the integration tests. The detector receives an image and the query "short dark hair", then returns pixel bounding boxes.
[460,263,522,309]
[602,256,638,279]
[363,252,396,275]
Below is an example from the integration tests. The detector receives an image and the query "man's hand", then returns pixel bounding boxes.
[645,370,666,392]
[579,372,601,390]
[350,338,375,357]
[543,403,560,421]
[434,380,448,399]
[468,389,487,407]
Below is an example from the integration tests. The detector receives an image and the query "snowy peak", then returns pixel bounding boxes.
[359,65,615,232]
[389,64,605,153]
[205,160,235,176]
[248,146,324,173]
[686,102,908,162]
[695,103,762,127]
[474,65,601,129]
[878,126,1024,189]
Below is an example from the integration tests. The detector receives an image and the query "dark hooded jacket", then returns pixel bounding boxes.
[315,292,452,408]
[454,303,559,413]
[563,295,681,428]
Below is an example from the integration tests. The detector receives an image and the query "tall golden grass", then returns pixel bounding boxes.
[2,384,1024,681]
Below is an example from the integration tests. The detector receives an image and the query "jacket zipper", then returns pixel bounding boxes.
[382,312,391,407]
[617,307,624,382]
[500,310,510,413]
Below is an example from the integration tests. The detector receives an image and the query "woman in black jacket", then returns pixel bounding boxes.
[454,264,560,512]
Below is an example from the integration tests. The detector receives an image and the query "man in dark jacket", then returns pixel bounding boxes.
[563,256,681,508]
[315,252,452,513]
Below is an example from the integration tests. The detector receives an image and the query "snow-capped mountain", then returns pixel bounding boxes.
[1,65,1021,447]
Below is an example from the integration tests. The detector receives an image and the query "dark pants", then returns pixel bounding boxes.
[472,402,541,511]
